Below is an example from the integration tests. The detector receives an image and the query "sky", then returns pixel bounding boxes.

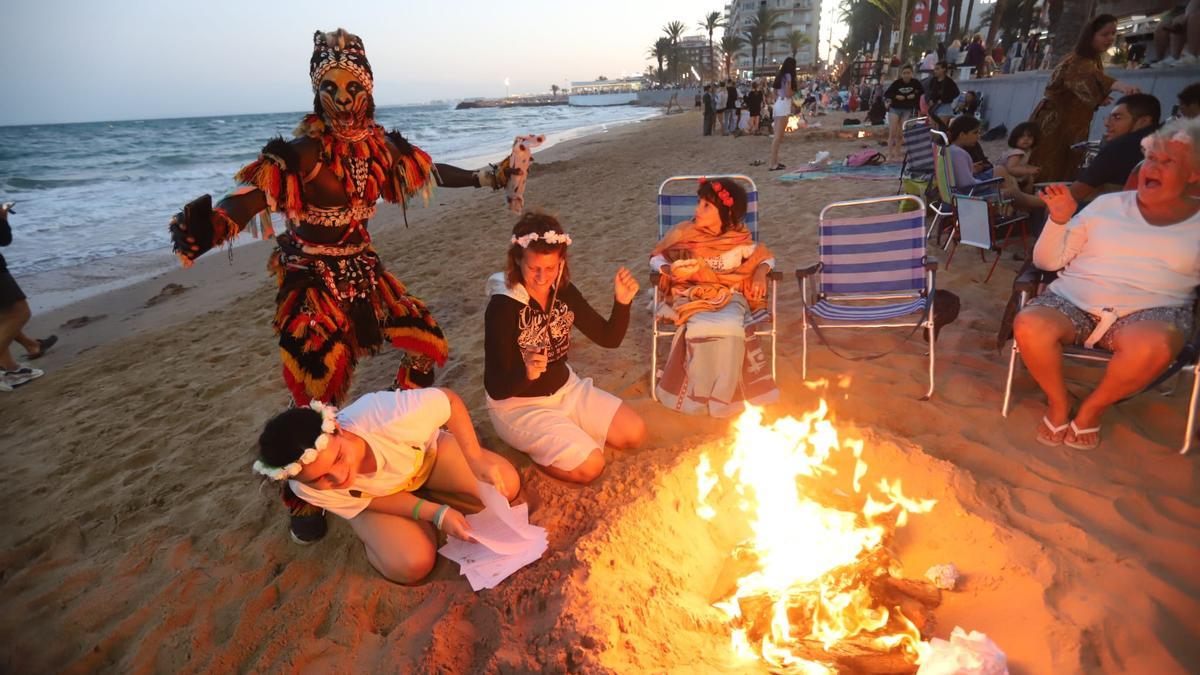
[6,0,829,126]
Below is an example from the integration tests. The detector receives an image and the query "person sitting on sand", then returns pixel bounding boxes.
[255,387,519,583]
[1013,118,1200,450]
[483,211,645,484]
[651,177,779,416]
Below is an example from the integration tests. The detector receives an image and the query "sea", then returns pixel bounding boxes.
[0,103,660,280]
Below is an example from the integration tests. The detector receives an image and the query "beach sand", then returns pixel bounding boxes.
[2,110,1197,673]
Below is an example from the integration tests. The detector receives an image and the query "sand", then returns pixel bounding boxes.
[1,110,1198,674]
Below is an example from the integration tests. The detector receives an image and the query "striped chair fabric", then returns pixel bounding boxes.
[811,210,928,322]
[657,191,759,240]
[901,122,935,176]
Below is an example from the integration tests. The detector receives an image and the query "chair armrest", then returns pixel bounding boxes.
[767,270,783,281]
[1012,264,1052,295]
[795,262,822,280]
[650,270,662,285]
[923,260,938,272]
[963,177,1004,196]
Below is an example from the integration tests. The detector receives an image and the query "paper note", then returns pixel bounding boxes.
[437,482,548,591]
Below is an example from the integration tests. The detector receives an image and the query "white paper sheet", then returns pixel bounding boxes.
[437,482,549,591]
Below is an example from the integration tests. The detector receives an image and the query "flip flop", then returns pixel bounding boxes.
[1035,415,1070,446]
[1063,420,1101,450]
[26,335,58,360]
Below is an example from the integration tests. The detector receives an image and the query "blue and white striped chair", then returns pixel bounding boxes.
[651,175,778,401]
[795,194,937,399]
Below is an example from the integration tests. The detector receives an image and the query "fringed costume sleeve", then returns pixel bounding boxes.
[383,130,437,205]
[234,137,305,223]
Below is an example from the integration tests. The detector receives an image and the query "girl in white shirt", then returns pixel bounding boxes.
[1013,118,1200,450]
[254,387,519,583]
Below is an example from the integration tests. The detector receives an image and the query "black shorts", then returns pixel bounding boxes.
[0,267,26,310]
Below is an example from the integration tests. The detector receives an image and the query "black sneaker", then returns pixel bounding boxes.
[289,511,327,545]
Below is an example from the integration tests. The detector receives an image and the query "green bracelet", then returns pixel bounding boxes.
[434,504,450,530]
[411,498,426,521]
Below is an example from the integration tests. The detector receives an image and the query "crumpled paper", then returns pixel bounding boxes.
[916,627,1008,675]
[925,563,961,590]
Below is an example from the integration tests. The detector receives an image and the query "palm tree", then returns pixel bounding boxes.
[699,11,726,80]
[662,20,687,84]
[647,37,671,85]
[551,84,559,97]
[785,29,812,60]
[748,6,789,71]
[719,33,747,79]
[984,0,1009,48]
[1047,0,1091,70]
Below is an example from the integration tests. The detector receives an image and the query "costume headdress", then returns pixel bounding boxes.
[698,176,735,208]
[511,230,573,248]
[252,401,340,481]
[310,29,374,94]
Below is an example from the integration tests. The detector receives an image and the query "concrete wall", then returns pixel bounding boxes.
[636,89,701,107]
[966,66,1199,138]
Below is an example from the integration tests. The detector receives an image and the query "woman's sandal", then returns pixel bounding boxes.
[767,163,786,171]
[26,335,58,360]
[1036,415,1071,446]
[1063,421,1101,450]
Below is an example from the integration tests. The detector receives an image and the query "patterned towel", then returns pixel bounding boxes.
[506,134,545,213]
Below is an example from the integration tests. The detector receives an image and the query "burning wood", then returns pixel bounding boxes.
[695,404,939,674]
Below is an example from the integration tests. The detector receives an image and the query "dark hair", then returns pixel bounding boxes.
[1115,93,1162,126]
[697,177,748,232]
[1074,14,1117,59]
[935,60,950,71]
[900,63,914,72]
[1180,82,1200,106]
[506,210,571,289]
[948,114,982,142]
[1008,121,1040,148]
[258,407,323,469]
[773,57,798,91]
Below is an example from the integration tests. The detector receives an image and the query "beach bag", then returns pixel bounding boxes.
[981,124,1007,142]
[846,149,886,167]
[842,118,862,126]
[923,289,961,343]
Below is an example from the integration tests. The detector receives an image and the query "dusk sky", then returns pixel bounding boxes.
[6,0,845,126]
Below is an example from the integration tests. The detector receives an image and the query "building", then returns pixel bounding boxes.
[676,35,715,80]
[725,0,821,76]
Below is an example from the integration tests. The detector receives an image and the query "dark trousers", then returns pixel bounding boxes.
[703,112,715,136]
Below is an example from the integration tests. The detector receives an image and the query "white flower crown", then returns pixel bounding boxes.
[253,401,340,481]
[511,230,572,248]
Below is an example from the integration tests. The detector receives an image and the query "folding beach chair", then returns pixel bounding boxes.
[1001,267,1200,454]
[650,175,780,401]
[944,196,1029,282]
[929,129,1021,259]
[796,194,937,400]
[898,116,935,206]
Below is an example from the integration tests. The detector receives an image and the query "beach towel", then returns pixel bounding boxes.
[505,134,544,214]
[778,164,897,181]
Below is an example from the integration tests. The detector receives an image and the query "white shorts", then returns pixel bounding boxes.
[772,97,792,118]
[486,368,623,471]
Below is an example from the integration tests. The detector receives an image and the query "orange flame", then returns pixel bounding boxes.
[697,404,936,671]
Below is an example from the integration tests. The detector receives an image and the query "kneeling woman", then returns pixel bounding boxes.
[255,387,519,584]
[652,177,780,416]
[484,212,646,484]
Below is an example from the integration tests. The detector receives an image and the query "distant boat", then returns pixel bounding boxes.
[568,78,644,107]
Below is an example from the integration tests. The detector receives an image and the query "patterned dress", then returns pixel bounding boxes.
[1026,54,1116,182]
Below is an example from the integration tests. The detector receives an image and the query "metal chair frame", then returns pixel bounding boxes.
[797,194,937,400]
[650,175,779,402]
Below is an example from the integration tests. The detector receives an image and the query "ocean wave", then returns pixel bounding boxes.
[5,176,106,190]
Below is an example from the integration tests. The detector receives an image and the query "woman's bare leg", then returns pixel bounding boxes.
[1013,306,1077,440]
[542,448,604,484]
[425,432,520,501]
[348,511,437,584]
[605,402,646,449]
[0,300,32,371]
[1070,321,1184,446]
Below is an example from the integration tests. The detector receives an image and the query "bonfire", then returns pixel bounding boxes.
[697,403,941,674]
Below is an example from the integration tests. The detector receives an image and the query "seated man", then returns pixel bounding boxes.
[1068,94,1162,205]
[1013,118,1200,450]
[1177,82,1200,120]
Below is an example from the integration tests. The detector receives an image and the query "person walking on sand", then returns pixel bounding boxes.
[768,57,798,171]
[0,203,57,392]
[168,28,525,545]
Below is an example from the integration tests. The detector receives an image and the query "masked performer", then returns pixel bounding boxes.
[169,28,515,543]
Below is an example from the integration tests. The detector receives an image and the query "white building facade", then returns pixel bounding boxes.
[725,0,821,75]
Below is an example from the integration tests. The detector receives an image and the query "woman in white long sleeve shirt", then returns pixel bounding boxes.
[1013,118,1200,449]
